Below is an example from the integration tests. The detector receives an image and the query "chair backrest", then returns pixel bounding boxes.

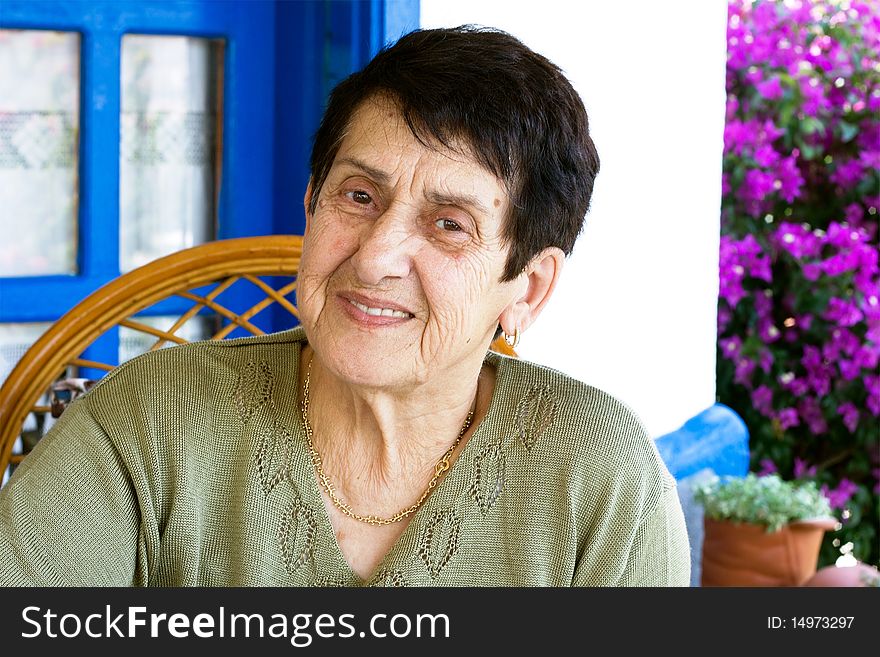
[0,234,516,481]
[0,235,302,480]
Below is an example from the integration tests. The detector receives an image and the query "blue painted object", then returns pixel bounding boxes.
[655,403,750,481]
[656,403,750,586]
[0,0,418,348]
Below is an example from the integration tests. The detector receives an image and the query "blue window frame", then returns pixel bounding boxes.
[0,0,417,369]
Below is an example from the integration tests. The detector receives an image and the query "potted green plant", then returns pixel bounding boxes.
[694,473,837,587]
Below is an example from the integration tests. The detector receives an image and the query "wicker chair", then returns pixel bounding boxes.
[0,234,516,481]
[0,235,303,481]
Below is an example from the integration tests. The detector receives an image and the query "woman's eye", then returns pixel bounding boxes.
[435,218,462,232]
[346,190,373,205]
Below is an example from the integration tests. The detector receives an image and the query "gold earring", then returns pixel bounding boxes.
[503,327,520,349]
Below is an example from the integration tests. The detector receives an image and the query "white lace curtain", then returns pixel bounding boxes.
[0,30,79,278]
[0,31,220,378]
[120,34,220,271]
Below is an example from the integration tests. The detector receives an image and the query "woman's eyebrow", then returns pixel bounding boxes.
[336,157,390,184]
[425,191,491,218]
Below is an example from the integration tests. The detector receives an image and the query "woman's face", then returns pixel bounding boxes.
[298,96,522,390]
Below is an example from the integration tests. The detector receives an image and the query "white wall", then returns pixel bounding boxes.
[420,0,728,438]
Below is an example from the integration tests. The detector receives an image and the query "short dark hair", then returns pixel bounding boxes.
[309,25,600,281]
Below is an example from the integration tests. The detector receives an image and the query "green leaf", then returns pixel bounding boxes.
[800,144,819,160]
[801,116,824,135]
[838,121,859,143]
[693,474,833,532]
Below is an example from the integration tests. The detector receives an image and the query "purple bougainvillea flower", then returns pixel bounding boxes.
[830,158,866,190]
[838,359,861,382]
[751,385,774,416]
[837,402,860,433]
[798,76,831,116]
[757,458,778,476]
[759,319,782,343]
[751,255,773,282]
[751,1,778,32]
[719,272,746,307]
[761,119,784,142]
[854,344,879,371]
[776,155,805,202]
[796,314,814,331]
[739,169,776,212]
[723,119,751,155]
[865,375,880,417]
[857,121,880,151]
[734,356,757,388]
[775,222,821,259]
[794,457,817,480]
[802,262,822,281]
[826,221,863,248]
[754,144,780,167]
[798,396,828,435]
[821,251,860,277]
[788,377,809,397]
[844,203,864,224]
[776,407,800,430]
[722,0,877,561]
[802,345,834,397]
[718,305,732,334]
[720,335,742,360]
[855,250,879,288]
[754,289,773,317]
[863,289,880,312]
[757,76,784,99]
[822,479,859,510]
[802,345,822,367]
[808,373,830,397]
[726,94,740,118]
[827,327,861,358]
[758,348,775,373]
[824,297,864,327]
[859,149,880,172]
[867,321,880,346]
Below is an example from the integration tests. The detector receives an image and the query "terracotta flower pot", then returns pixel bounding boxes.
[701,516,837,587]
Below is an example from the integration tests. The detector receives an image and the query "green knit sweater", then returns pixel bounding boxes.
[0,327,690,586]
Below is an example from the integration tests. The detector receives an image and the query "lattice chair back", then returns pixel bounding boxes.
[0,235,303,481]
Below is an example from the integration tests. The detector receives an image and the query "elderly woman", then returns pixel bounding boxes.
[0,26,689,586]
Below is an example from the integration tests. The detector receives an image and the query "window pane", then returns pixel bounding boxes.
[0,30,79,277]
[120,35,223,272]
[0,322,52,384]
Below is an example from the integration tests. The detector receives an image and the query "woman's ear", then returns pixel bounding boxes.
[303,180,314,235]
[499,247,565,336]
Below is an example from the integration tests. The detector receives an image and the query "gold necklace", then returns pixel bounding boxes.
[301,358,475,526]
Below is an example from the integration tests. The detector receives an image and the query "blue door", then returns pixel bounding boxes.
[0,0,418,376]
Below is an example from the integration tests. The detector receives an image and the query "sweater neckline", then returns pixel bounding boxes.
[282,329,511,585]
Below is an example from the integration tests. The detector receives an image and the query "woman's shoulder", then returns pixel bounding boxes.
[88,326,307,395]
[486,351,662,474]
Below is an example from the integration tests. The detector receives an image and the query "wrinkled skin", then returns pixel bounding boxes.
[294,95,564,579]
[298,95,552,395]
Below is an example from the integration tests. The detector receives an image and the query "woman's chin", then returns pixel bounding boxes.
[323,355,418,390]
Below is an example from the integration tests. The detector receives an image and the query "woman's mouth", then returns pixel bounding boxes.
[347,298,412,318]
[338,293,415,324]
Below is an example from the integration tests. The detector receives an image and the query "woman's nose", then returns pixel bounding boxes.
[350,207,417,286]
